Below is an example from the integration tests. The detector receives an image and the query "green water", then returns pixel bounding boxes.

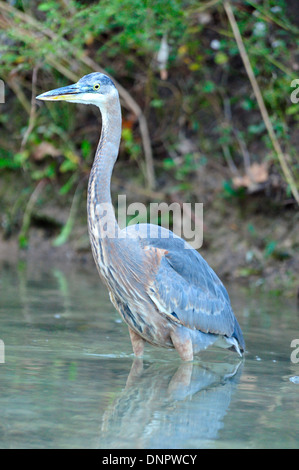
[0,262,298,449]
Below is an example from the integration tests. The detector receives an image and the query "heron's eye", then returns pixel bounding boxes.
[93,83,101,91]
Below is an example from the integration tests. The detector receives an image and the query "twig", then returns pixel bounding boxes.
[7,78,31,115]
[19,179,46,248]
[46,57,78,83]
[192,0,222,13]
[223,0,299,206]
[245,0,299,35]
[221,144,239,176]
[21,65,39,150]
[52,183,83,247]
[222,97,239,176]
[233,129,251,175]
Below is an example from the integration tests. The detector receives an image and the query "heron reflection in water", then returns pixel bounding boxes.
[99,359,243,449]
[37,73,245,361]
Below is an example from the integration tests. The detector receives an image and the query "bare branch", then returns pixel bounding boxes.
[224,0,299,206]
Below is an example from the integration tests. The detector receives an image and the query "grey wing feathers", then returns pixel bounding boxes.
[123,224,244,348]
[150,255,236,337]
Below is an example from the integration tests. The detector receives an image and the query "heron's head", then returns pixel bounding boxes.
[36,73,118,108]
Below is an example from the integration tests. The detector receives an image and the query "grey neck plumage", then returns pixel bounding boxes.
[88,93,122,205]
[87,92,122,241]
[86,90,152,293]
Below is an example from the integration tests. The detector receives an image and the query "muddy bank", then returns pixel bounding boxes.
[1,168,298,299]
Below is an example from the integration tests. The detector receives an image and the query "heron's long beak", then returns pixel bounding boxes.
[36,84,79,102]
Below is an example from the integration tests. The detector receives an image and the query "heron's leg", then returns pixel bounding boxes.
[126,358,144,388]
[170,327,193,362]
[128,327,145,357]
[168,362,193,396]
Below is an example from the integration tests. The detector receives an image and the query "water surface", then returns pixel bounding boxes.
[0,262,298,448]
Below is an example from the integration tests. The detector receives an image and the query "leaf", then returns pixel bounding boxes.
[32,142,61,161]
[59,160,77,173]
[38,2,55,11]
[122,128,133,143]
[215,52,228,65]
[81,139,91,160]
[233,163,269,189]
[286,105,298,115]
[18,234,28,249]
[248,122,266,135]
[64,150,80,165]
[241,98,256,111]
[163,158,175,169]
[264,240,277,258]
[150,99,164,108]
[189,63,201,71]
[59,174,77,195]
[203,81,215,93]
[0,157,21,169]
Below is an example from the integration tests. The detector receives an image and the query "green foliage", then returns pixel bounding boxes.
[122,128,142,161]
[0,0,298,245]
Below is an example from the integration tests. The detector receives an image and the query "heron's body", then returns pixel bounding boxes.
[37,72,245,361]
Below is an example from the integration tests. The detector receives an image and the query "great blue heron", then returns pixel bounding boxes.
[37,72,245,361]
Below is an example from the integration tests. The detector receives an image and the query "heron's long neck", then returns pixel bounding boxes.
[87,92,151,291]
[87,94,122,244]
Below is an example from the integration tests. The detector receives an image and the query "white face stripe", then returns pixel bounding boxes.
[64,92,108,106]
